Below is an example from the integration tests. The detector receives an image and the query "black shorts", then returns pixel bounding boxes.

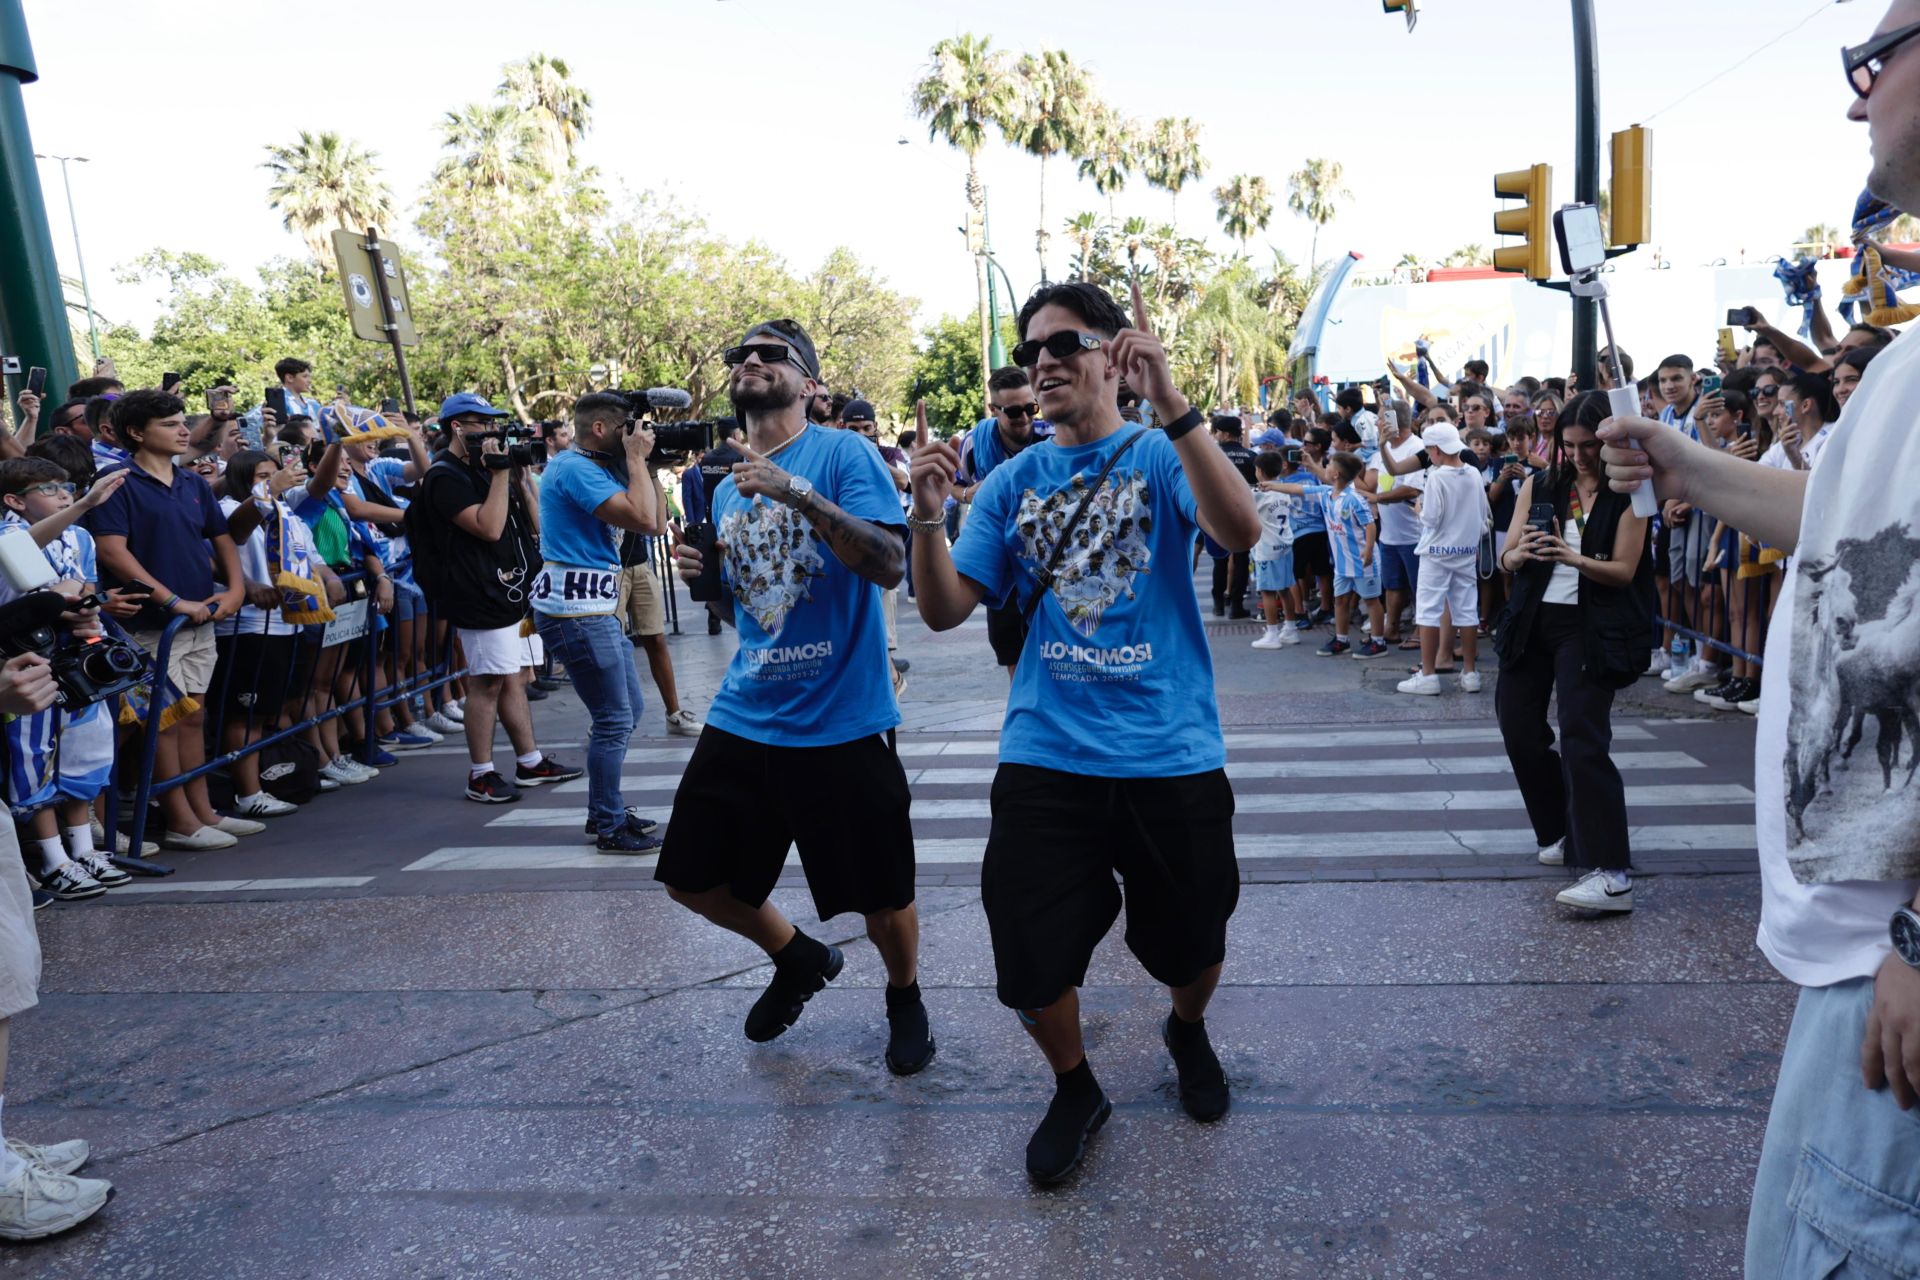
[1292,531,1333,579]
[1652,522,1671,577]
[210,634,306,719]
[986,598,1029,667]
[654,725,916,920]
[980,764,1240,1010]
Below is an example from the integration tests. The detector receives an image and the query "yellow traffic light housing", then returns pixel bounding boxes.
[1609,125,1652,249]
[1493,164,1553,280]
[1383,0,1418,31]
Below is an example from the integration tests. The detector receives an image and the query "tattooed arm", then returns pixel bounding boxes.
[729,444,905,589]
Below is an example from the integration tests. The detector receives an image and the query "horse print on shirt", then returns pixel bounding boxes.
[1784,520,1920,882]
[720,497,825,638]
[1014,470,1153,638]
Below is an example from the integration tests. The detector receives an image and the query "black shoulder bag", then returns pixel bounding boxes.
[1021,428,1148,624]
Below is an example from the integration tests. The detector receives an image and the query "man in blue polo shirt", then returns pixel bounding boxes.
[532,393,666,854]
[662,318,932,1078]
[89,389,254,852]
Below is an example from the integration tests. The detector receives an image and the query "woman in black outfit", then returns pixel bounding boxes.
[1494,391,1657,914]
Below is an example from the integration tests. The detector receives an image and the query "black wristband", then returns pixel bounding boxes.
[1162,407,1204,442]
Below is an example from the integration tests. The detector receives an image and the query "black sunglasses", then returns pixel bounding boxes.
[1011,330,1103,369]
[724,343,806,372]
[995,402,1039,419]
[1845,21,1920,97]
[1753,384,1781,398]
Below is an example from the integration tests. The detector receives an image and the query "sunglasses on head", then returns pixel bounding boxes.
[723,343,807,372]
[1011,329,1103,369]
[995,402,1039,419]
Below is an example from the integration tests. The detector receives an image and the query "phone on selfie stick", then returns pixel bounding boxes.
[1556,202,1658,519]
[686,522,724,602]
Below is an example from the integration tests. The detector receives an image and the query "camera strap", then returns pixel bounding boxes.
[1021,428,1147,626]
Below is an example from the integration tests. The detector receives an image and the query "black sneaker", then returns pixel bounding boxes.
[526,685,549,701]
[39,862,105,901]
[515,755,584,787]
[884,982,936,1076]
[1162,1013,1231,1122]
[1026,1067,1113,1185]
[1211,602,1226,617]
[595,826,664,855]
[582,808,661,839]
[707,614,722,636]
[1226,603,1250,620]
[532,677,563,692]
[891,656,910,674]
[464,771,522,804]
[744,944,844,1043]
[31,888,51,911]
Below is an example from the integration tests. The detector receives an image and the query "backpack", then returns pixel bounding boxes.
[404,460,463,603]
[257,737,324,805]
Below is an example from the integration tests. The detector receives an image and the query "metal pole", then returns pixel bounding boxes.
[0,1,79,404]
[1571,0,1601,391]
[361,226,416,416]
[45,156,97,360]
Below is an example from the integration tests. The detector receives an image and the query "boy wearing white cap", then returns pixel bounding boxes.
[1399,421,1490,696]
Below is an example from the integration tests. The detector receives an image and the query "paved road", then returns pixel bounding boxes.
[7,571,1786,1278]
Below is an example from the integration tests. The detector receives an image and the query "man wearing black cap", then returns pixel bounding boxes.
[663,320,933,1075]
[843,398,912,689]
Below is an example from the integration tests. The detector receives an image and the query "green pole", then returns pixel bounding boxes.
[983,199,1007,370]
[0,0,79,410]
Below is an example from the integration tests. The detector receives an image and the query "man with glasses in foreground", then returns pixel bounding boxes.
[954,367,1051,673]
[1605,6,1920,1268]
[663,320,932,1077]
[910,281,1260,1184]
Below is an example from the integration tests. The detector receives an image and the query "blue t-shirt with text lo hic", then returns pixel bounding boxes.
[706,425,903,747]
[950,427,1226,779]
[530,449,628,618]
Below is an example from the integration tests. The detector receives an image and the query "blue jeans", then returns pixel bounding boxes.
[1745,976,1920,1278]
[534,612,643,835]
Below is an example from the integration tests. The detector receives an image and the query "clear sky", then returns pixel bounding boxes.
[16,0,1883,335]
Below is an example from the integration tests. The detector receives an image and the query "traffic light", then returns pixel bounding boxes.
[1383,0,1418,30]
[964,204,985,254]
[1492,164,1553,280]
[1609,125,1652,249]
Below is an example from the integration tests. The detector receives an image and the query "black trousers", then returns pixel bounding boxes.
[1494,604,1631,870]
[1211,551,1250,608]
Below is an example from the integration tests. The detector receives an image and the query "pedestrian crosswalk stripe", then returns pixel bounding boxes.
[404,846,657,872]
[112,876,375,894]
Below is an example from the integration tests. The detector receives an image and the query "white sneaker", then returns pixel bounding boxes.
[665,709,704,737]
[6,1137,87,1177]
[1458,671,1483,693]
[1277,626,1301,646]
[1397,673,1442,696]
[112,830,160,858]
[162,826,238,851]
[443,700,465,723]
[0,1163,110,1240]
[1664,661,1720,694]
[213,815,267,837]
[1250,632,1284,650]
[1644,650,1666,676]
[321,758,373,786]
[1555,870,1634,912]
[1739,692,1761,715]
[233,792,299,818]
[423,711,463,736]
[1537,838,1565,866]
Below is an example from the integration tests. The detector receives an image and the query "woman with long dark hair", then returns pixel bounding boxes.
[1494,391,1657,912]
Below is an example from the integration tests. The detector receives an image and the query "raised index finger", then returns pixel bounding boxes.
[1130,278,1152,336]
[915,398,928,435]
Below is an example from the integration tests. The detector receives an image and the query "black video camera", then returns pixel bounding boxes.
[619,388,715,465]
[0,590,149,710]
[471,426,548,471]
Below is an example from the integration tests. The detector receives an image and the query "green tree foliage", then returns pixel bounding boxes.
[909,311,1014,439]
[261,131,396,262]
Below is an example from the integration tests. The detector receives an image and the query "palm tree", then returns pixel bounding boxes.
[1010,49,1093,282]
[912,33,1019,392]
[1442,243,1489,267]
[499,53,593,179]
[1800,223,1845,257]
[1076,104,1139,221]
[1286,157,1352,275]
[1064,212,1102,281]
[1888,212,1920,243]
[261,130,396,260]
[1142,117,1207,224]
[1212,174,1273,254]
[434,102,545,200]
[1184,261,1285,407]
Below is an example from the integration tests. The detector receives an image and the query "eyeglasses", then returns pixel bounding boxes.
[53,413,85,430]
[723,343,807,372]
[1011,330,1103,368]
[995,402,1039,419]
[1753,384,1781,398]
[1845,20,1920,97]
[24,482,76,497]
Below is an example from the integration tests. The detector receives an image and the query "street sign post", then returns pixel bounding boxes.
[330,227,419,416]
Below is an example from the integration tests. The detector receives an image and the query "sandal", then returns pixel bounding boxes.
[1396,638,1421,650]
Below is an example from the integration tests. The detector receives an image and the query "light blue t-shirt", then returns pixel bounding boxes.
[1285,466,1326,534]
[536,448,624,570]
[707,425,903,747]
[1299,483,1374,579]
[950,427,1226,779]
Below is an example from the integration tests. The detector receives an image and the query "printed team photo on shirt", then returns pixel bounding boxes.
[719,497,826,638]
[1013,472,1153,638]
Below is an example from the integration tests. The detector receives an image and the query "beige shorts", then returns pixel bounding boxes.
[133,621,219,697]
[616,563,665,638]
[0,826,41,1020]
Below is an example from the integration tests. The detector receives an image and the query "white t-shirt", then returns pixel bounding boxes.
[1754,326,1920,987]
[1376,436,1426,546]
[1543,508,1582,605]
[1415,462,1487,561]
[1350,408,1379,449]
[216,497,319,638]
[1252,490,1294,562]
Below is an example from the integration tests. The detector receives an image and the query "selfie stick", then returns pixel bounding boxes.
[1571,262,1659,519]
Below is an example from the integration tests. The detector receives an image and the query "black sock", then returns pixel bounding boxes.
[772,929,829,971]
[1055,1057,1099,1097]
[1166,1010,1208,1047]
[885,979,922,1009]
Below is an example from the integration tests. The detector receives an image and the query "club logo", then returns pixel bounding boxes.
[348,273,374,310]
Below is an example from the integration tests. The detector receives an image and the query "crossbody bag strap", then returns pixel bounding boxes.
[1021,428,1148,625]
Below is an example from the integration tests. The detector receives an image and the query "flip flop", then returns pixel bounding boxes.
[1396,638,1421,650]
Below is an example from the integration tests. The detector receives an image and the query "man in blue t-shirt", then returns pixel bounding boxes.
[662,319,932,1077]
[954,366,1051,671]
[909,280,1261,1184]
[532,393,668,854]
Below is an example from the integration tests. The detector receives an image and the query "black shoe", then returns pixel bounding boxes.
[1162,1012,1230,1122]
[595,825,664,855]
[582,808,661,839]
[31,888,51,911]
[515,755,584,787]
[891,656,910,674]
[464,770,522,804]
[744,940,844,1043]
[707,615,722,636]
[525,685,549,701]
[532,677,563,692]
[1226,604,1250,620]
[883,982,936,1075]
[1026,1063,1112,1185]
[1211,602,1226,617]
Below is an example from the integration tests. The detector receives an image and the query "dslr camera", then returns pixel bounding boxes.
[620,388,715,464]
[469,425,548,471]
[0,590,149,710]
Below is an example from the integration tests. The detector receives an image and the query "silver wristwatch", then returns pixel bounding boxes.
[1893,907,1920,969]
[785,475,815,509]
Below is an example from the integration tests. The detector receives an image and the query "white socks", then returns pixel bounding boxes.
[31,839,64,879]
[470,761,494,780]
[63,825,95,861]
[515,752,542,769]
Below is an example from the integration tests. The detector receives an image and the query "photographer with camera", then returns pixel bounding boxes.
[662,319,932,1077]
[680,420,746,636]
[409,395,579,804]
[531,393,668,853]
